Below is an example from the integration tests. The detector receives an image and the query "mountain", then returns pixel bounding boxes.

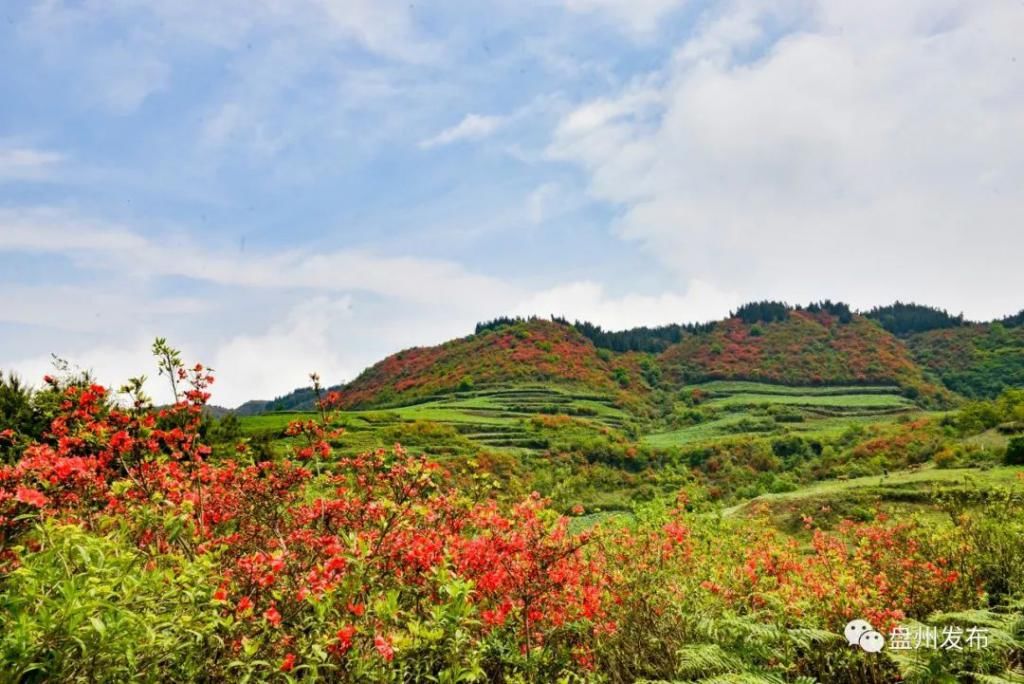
[853,301,1024,398]
[658,309,949,405]
[336,318,647,409]
[907,322,1024,398]
[234,390,320,416]
[238,302,1024,414]
[234,318,653,414]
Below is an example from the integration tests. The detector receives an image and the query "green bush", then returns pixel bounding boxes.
[0,523,229,683]
[1005,436,1024,465]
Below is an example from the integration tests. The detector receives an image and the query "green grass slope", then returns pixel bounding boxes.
[644,381,919,448]
[725,465,1024,534]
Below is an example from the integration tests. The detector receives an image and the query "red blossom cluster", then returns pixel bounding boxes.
[719,516,975,633]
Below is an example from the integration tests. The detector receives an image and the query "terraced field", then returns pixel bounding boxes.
[644,381,920,448]
[686,380,913,411]
[682,381,908,397]
[242,380,922,454]
[239,384,631,454]
[724,465,1024,533]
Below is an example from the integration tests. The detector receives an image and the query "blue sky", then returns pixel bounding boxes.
[1,0,1022,406]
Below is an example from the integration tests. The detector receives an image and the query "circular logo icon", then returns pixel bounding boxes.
[844,619,873,646]
[859,629,886,653]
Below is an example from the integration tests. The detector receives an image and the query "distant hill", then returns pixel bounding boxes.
[907,323,1024,398]
[1003,309,1024,327]
[658,309,950,406]
[337,318,648,409]
[234,388,323,416]
[236,301,1024,413]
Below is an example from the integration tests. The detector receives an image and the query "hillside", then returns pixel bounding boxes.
[243,307,961,414]
[336,318,648,409]
[908,322,1024,398]
[235,387,322,416]
[239,303,1024,414]
[658,309,949,405]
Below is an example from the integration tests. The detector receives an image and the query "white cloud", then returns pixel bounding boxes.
[0,284,209,334]
[3,338,177,405]
[309,0,440,63]
[513,279,739,329]
[0,207,515,310]
[211,296,356,405]
[549,0,1024,320]
[0,206,744,406]
[0,208,148,252]
[19,0,436,119]
[87,49,170,114]
[0,144,64,181]
[526,183,560,224]
[24,0,435,64]
[419,114,509,149]
[564,0,688,36]
[199,101,285,156]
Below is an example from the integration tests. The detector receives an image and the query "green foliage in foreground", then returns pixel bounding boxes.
[5,488,1024,682]
[0,523,228,683]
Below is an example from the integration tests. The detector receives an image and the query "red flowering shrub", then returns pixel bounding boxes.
[0,346,614,681]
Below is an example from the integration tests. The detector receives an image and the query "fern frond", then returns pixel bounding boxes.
[889,649,947,684]
[697,673,787,684]
[963,672,1024,684]
[674,644,743,678]
[697,615,784,645]
[786,627,843,649]
[926,609,1006,629]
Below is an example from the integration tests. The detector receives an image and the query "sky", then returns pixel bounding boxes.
[1,0,1022,407]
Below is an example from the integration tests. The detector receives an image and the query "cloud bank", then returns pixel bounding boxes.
[550,0,1024,318]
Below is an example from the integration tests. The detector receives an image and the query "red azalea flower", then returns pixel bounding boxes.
[336,624,356,650]
[374,634,394,662]
[263,604,282,627]
[279,653,296,672]
[15,486,48,508]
